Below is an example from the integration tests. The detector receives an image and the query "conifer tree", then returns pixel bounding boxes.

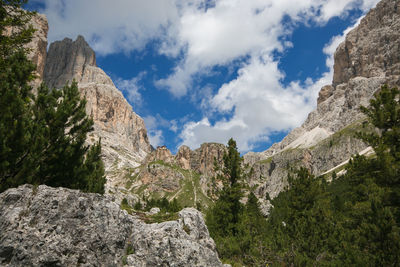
[207,138,243,237]
[0,0,35,189]
[0,0,105,194]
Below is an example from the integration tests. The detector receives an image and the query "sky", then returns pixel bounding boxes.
[27,0,380,153]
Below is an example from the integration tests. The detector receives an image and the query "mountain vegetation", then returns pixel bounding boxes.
[206,85,400,266]
[0,0,105,193]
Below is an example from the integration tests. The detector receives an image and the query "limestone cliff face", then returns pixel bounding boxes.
[44,36,96,89]
[0,185,226,266]
[43,36,152,174]
[333,0,400,87]
[244,0,400,211]
[26,13,48,88]
[6,11,48,89]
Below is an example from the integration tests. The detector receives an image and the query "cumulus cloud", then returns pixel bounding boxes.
[143,115,165,148]
[157,0,379,97]
[143,114,180,147]
[35,0,380,151]
[34,0,180,55]
[178,15,367,152]
[115,71,147,109]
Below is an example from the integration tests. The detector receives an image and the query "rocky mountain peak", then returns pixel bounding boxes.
[44,35,96,89]
[147,143,226,176]
[41,35,152,188]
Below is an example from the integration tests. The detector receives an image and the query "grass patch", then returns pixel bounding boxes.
[134,211,179,224]
[256,156,273,165]
[121,198,133,214]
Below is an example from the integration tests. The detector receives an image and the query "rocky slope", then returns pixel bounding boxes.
[112,143,227,209]
[0,185,227,266]
[44,36,152,172]
[244,0,400,209]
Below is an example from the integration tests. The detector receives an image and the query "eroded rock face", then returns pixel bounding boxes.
[333,0,400,86]
[26,13,48,88]
[43,36,152,178]
[317,85,334,105]
[44,36,96,89]
[191,143,226,176]
[176,145,192,170]
[5,11,48,89]
[147,146,175,164]
[128,208,225,267]
[0,185,226,267]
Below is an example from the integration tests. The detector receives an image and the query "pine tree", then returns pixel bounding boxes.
[0,1,105,193]
[0,1,35,190]
[207,138,243,236]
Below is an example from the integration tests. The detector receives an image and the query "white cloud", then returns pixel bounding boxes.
[36,0,180,55]
[157,0,379,97]
[115,71,146,108]
[148,130,164,148]
[179,15,367,152]
[143,114,180,147]
[143,115,165,148]
[35,0,380,152]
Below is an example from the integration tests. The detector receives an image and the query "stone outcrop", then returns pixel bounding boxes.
[244,0,400,212]
[43,36,152,184]
[0,185,226,267]
[333,0,400,87]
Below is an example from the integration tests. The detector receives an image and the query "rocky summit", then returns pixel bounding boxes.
[0,185,227,267]
[44,35,152,172]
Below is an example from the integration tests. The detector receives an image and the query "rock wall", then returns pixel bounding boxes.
[5,11,48,89]
[333,0,400,87]
[0,185,226,267]
[26,12,48,88]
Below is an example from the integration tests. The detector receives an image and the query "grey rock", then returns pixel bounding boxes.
[127,208,225,267]
[0,185,226,267]
[44,35,96,89]
[149,207,161,215]
[333,0,400,86]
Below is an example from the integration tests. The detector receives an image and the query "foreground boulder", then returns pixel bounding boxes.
[0,185,226,266]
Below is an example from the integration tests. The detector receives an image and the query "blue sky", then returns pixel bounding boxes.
[28,0,379,153]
